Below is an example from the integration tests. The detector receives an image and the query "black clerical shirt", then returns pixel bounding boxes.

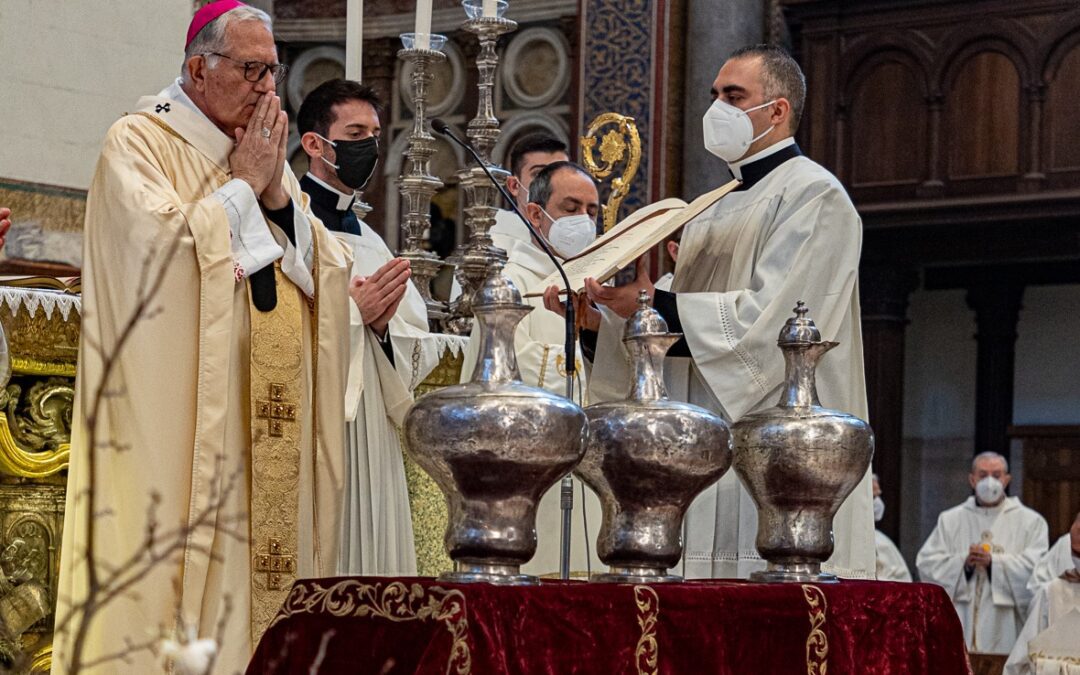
[300,174,362,236]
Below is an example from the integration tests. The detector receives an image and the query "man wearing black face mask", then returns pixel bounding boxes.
[297,79,445,577]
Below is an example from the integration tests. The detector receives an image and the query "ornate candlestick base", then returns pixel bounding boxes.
[403,251,448,325]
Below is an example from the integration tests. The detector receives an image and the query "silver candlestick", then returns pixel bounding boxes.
[442,5,518,335]
[397,34,450,325]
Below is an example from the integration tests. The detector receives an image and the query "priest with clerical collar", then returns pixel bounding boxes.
[54,3,355,673]
[563,44,876,581]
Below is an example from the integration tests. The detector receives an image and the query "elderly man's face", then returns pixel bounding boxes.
[969,456,1010,491]
[527,169,599,240]
[191,20,279,135]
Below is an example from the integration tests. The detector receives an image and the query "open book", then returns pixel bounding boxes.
[523,179,739,297]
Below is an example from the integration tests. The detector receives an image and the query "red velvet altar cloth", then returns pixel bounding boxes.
[247,577,970,674]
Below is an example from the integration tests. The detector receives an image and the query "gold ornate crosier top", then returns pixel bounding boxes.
[580,112,642,232]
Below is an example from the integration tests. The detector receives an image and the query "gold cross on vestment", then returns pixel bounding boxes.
[256,383,297,438]
[254,538,297,591]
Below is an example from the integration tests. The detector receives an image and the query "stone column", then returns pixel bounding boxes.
[859,264,918,541]
[966,282,1025,462]
[680,0,764,199]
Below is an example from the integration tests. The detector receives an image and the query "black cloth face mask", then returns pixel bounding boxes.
[317,134,379,191]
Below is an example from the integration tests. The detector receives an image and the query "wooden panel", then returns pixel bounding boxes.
[849,60,926,186]
[1047,44,1080,171]
[1011,425,1080,540]
[947,52,1020,178]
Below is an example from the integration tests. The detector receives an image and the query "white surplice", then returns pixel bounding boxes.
[1006,577,1080,675]
[460,238,602,577]
[490,207,531,254]
[589,148,874,580]
[876,529,913,582]
[654,273,691,402]
[336,220,466,576]
[916,496,1049,654]
[1029,534,1080,596]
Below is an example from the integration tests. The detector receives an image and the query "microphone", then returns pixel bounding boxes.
[430,118,578,396]
[433,119,583,582]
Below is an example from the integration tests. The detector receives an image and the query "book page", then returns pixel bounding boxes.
[524,179,739,296]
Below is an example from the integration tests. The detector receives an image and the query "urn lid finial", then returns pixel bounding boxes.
[777,301,822,346]
[473,262,527,309]
[624,291,670,340]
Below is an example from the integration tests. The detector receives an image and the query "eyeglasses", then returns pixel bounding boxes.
[207,52,289,84]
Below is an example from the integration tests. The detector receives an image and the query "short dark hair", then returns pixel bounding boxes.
[527,161,594,209]
[508,133,569,178]
[728,44,806,132]
[297,78,383,137]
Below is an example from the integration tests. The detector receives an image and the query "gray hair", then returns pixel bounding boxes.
[971,451,1009,473]
[181,5,273,82]
[728,44,807,133]
[527,161,594,210]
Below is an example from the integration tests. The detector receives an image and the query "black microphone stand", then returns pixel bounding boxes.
[431,119,578,580]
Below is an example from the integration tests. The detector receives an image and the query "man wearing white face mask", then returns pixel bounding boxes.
[461,160,603,577]
[578,44,874,582]
[873,474,912,582]
[917,452,1049,655]
[490,133,570,253]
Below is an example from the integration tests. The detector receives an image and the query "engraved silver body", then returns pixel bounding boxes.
[733,303,874,583]
[403,267,587,584]
[576,292,732,582]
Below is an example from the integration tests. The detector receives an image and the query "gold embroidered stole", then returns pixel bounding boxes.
[247,266,304,641]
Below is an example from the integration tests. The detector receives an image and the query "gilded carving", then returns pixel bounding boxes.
[270,580,471,674]
[633,585,660,675]
[580,112,642,232]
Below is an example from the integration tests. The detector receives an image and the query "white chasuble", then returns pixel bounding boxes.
[460,239,603,577]
[336,221,464,576]
[875,529,913,582]
[1006,578,1080,674]
[916,497,1049,655]
[53,92,351,675]
[1029,534,1080,596]
[589,155,874,580]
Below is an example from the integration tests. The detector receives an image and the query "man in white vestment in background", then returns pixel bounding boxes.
[873,474,912,582]
[54,3,353,672]
[1028,510,1080,596]
[1006,514,1080,674]
[489,133,570,253]
[297,79,450,576]
[463,161,603,576]
[569,44,875,580]
[917,452,1049,655]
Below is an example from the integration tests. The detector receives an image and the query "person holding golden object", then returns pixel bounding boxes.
[917,452,1049,655]
[53,3,354,673]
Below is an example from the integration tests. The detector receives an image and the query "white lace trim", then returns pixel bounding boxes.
[0,287,81,321]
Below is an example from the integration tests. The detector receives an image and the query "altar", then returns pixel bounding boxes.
[248,576,971,674]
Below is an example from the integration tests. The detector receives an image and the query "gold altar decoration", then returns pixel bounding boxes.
[580,112,642,232]
[270,579,472,674]
[801,584,829,675]
[0,281,79,674]
[633,585,659,675]
[403,346,465,577]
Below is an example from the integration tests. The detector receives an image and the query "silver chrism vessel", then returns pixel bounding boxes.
[576,291,732,582]
[403,265,587,584]
[733,302,874,583]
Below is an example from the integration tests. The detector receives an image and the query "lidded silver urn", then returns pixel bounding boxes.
[733,302,874,583]
[403,264,588,584]
[576,291,732,583]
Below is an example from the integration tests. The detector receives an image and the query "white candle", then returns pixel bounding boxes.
[482,0,497,17]
[346,0,362,81]
[415,0,432,50]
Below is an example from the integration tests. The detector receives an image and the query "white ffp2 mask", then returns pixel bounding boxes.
[873,496,885,522]
[539,208,597,259]
[703,98,777,163]
[975,476,1004,505]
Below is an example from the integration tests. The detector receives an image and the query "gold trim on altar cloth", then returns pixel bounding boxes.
[269,580,472,674]
[633,585,659,675]
[247,266,304,643]
[802,584,829,675]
